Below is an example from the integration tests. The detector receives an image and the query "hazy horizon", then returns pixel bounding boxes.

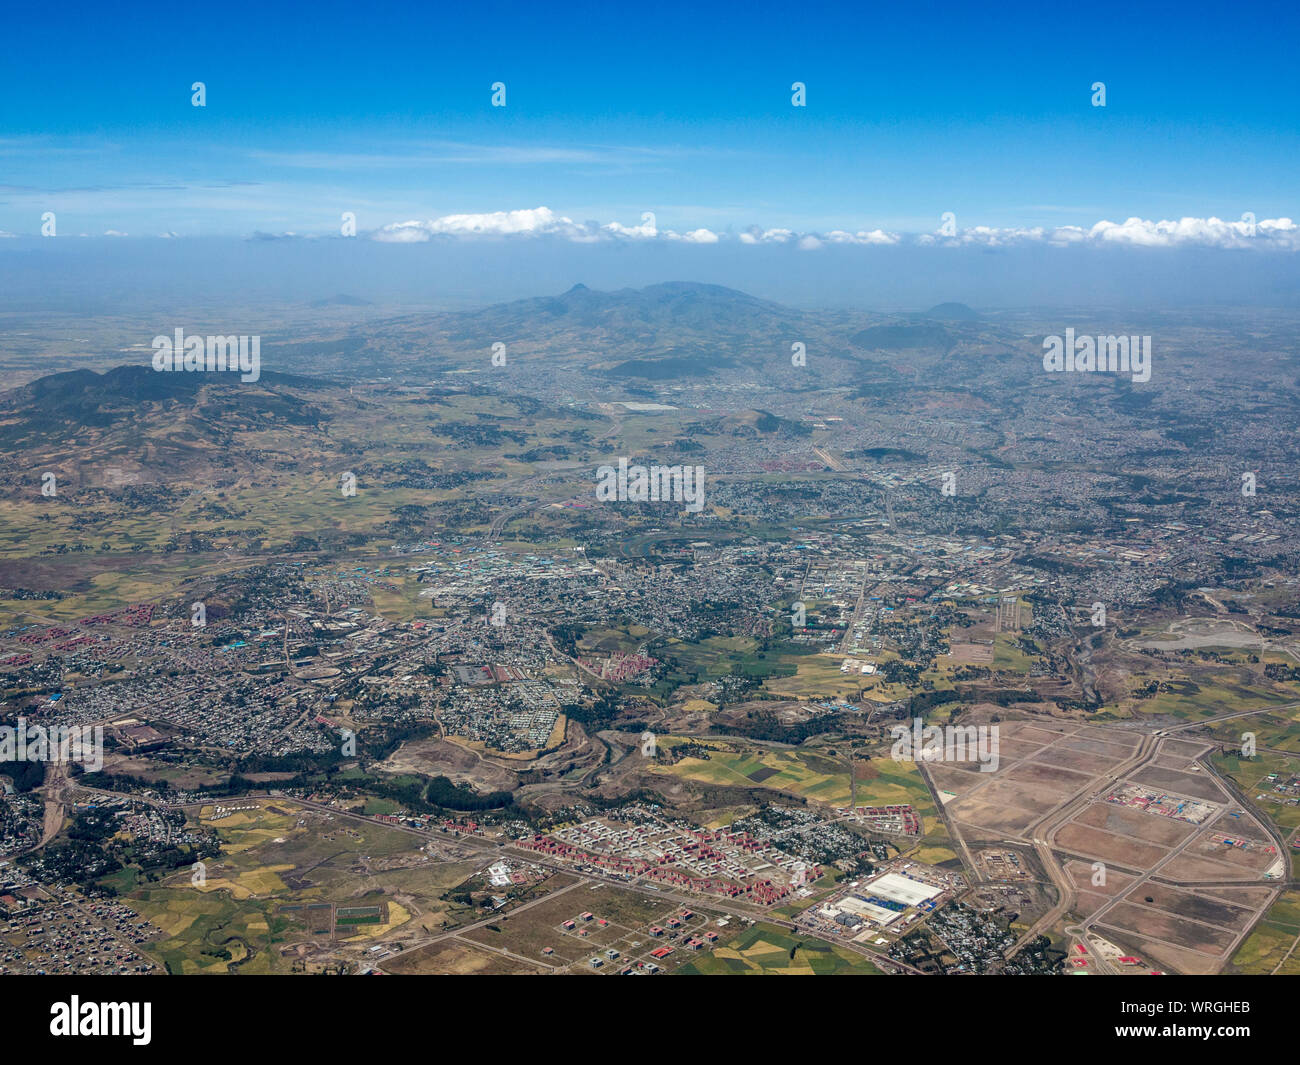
[3,236,1299,316]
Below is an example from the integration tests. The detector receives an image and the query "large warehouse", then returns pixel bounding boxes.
[869,873,943,908]
[819,871,946,929]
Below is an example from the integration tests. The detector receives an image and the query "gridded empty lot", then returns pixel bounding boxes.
[938,721,1142,839]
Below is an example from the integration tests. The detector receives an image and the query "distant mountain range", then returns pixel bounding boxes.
[256,281,988,382]
[0,284,997,445]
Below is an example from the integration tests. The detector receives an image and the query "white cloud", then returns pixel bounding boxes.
[669,227,720,244]
[394,206,577,239]
[1087,215,1297,249]
[364,207,1300,251]
[823,228,901,246]
[371,222,434,243]
[1046,226,1089,245]
[921,225,1045,247]
[923,216,1299,250]
[374,207,658,243]
[739,226,796,244]
[602,213,658,239]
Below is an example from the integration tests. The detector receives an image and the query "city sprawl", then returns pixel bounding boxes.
[1,287,1299,978]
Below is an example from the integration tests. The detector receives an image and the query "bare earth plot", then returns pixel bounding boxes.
[939,721,1142,841]
[928,720,1282,973]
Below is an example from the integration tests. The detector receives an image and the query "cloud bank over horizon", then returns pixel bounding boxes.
[367,208,1299,251]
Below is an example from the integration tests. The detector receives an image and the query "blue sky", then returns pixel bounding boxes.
[2,0,1297,241]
